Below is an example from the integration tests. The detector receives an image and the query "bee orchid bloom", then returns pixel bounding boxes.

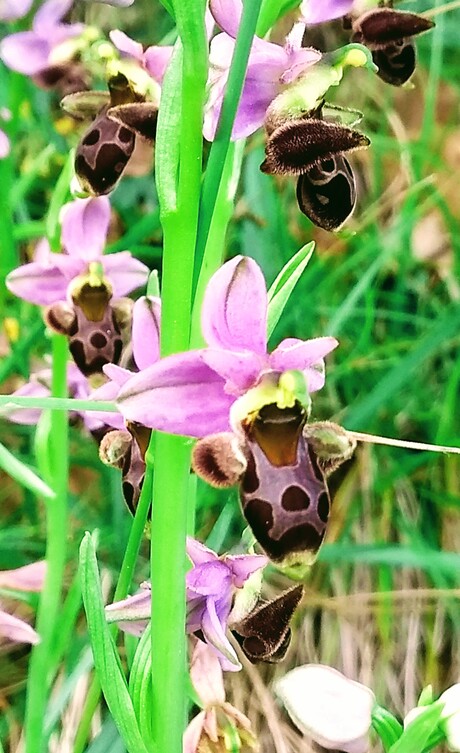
[0,562,46,645]
[204,0,321,140]
[117,255,337,437]
[0,0,84,76]
[6,196,148,306]
[275,664,376,753]
[105,539,267,671]
[109,30,173,85]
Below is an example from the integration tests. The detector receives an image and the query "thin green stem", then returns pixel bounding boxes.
[0,395,118,412]
[150,1,207,750]
[193,0,264,295]
[24,334,69,753]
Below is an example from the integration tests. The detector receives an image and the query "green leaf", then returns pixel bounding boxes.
[0,441,55,500]
[371,705,403,752]
[267,242,315,339]
[79,533,150,753]
[389,703,444,753]
[129,624,154,747]
[257,0,301,35]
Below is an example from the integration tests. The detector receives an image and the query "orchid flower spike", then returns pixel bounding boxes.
[275,664,376,752]
[0,562,46,645]
[204,0,321,140]
[184,641,258,753]
[117,255,337,438]
[0,0,84,76]
[6,196,148,307]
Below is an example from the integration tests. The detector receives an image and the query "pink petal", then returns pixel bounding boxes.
[0,32,51,75]
[132,296,161,370]
[281,47,322,85]
[269,337,338,392]
[202,348,264,394]
[144,45,173,83]
[190,641,225,706]
[210,0,242,38]
[0,128,10,158]
[60,197,110,261]
[109,29,144,62]
[101,363,133,388]
[300,0,354,25]
[0,562,46,592]
[187,562,232,597]
[6,262,68,305]
[0,0,33,21]
[33,0,73,30]
[224,554,267,587]
[101,253,149,297]
[183,711,206,753]
[117,351,234,437]
[0,610,40,645]
[201,256,268,355]
[5,379,50,424]
[186,538,218,567]
[201,599,240,669]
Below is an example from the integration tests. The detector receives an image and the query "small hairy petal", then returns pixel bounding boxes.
[117,351,234,437]
[0,610,40,645]
[102,252,149,297]
[301,0,354,25]
[202,348,264,394]
[132,296,161,370]
[60,196,110,260]
[0,562,46,592]
[201,256,267,354]
[269,337,338,389]
[6,262,69,305]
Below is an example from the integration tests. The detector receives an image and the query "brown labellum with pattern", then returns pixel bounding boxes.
[44,276,133,377]
[296,154,356,232]
[351,7,434,87]
[61,72,158,195]
[232,585,303,663]
[192,405,356,579]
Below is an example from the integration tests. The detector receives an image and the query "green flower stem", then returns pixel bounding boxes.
[0,395,118,412]
[24,334,69,753]
[73,465,154,753]
[150,2,207,751]
[192,0,264,296]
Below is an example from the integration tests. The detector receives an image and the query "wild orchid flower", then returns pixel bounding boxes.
[204,0,321,140]
[6,196,148,306]
[117,255,337,437]
[184,641,258,752]
[275,664,376,752]
[105,538,267,670]
[0,562,46,645]
[0,0,84,76]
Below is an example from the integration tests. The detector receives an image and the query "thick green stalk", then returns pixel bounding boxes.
[150,2,208,751]
[24,334,69,753]
[193,0,264,295]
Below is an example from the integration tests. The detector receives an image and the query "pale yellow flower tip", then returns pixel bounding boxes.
[343,48,369,69]
[274,664,375,753]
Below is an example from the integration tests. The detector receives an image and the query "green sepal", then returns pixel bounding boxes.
[389,702,445,753]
